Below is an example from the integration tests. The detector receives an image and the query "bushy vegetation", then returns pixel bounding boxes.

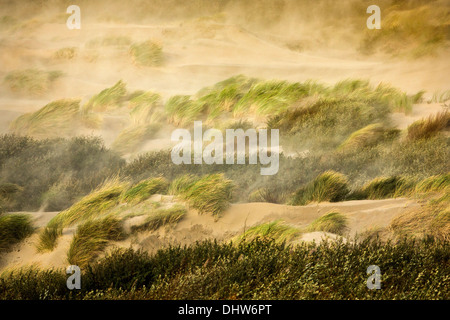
[307,212,348,236]
[4,69,63,96]
[0,135,125,211]
[0,213,33,254]
[0,237,448,300]
[0,183,22,213]
[247,186,287,204]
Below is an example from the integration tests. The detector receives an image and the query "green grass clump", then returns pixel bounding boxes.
[238,220,301,243]
[4,69,63,96]
[83,80,127,112]
[307,211,348,235]
[165,95,195,126]
[290,171,349,206]
[129,91,164,125]
[177,174,234,217]
[122,177,168,204]
[415,174,450,193]
[407,111,450,141]
[67,217,124,268]
[0,213,34,253]
[111,124,161,155]
[131,205,186,232]
[10,99,81,139]
[360,176,414,200]
[53,47,77,60]
[46,178,128,230]
[168,174,199,195]
[130,40,163,67]
[36,227,62,252]
[338,123,388,151]
[233,80,309,116]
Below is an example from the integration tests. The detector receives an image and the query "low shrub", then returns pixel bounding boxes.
[0,213,34,253]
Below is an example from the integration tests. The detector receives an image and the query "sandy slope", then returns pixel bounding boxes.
[0,198,419,272]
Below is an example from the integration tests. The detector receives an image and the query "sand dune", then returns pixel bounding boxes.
[0,198,420,272]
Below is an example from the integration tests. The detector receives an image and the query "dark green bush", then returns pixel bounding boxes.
[0,134,125,211]
[1,237,448,300]
[0,213,34,253]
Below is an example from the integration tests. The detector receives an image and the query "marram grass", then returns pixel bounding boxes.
[10,99,81,139]
[121,177,168,204]
[130,204,187,232]
[67,216,124,268]
[307,211,348,236]
[237,220,301,244]
[83,80,127,112]
[4,69,63,96]
[407,111,450,141]
[46,178,128,230]
[176,173,234,217]
[111,124,161,155]
[130,40,163,67]
[290,171,349,206]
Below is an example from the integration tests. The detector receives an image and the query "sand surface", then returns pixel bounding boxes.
[0,198,419,272]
